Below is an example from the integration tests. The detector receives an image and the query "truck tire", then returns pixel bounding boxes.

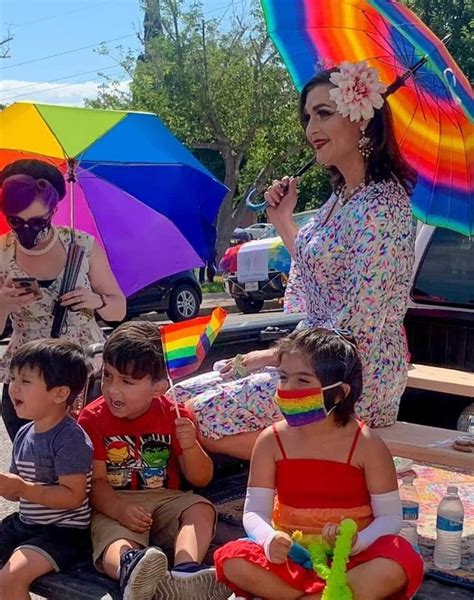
[234,296,264,314]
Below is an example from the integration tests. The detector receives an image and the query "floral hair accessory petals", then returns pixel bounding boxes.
[329,61,387,122]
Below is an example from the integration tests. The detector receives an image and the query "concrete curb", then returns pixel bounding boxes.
[199,294,282,316]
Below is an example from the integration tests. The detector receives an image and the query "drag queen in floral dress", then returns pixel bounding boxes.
[174,61,417,459]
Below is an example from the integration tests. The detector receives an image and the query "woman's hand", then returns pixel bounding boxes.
[218,348,277,378]
[268,531,292,564]
[60,287,104,311]
[264,176,299,225]
[0,276,37,312]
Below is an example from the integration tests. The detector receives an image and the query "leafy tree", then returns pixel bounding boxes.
[404,0,473,79]
[89,0,472,260]
[88,0,329,258]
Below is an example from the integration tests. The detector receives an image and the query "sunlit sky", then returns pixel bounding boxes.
[0,0,248,105]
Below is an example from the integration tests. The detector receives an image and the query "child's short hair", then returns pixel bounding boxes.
[275,328,363,427]
[103,321,167,382]
[10,339,89,406]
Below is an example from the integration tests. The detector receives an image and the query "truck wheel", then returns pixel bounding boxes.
[166,284,200,322]
[234,296,264,314]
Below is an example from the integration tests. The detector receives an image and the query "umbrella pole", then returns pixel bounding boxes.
[66,159,77,243]
[385,33,453,97]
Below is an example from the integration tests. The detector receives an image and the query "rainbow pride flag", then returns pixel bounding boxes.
[160,307,227,380]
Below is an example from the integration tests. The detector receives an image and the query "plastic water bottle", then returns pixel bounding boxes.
[433,486,464,570]
[399,475,419,546]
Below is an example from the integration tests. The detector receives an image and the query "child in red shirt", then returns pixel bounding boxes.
[78,321,229,600]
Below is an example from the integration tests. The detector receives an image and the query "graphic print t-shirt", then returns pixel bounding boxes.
[78,396,188,490]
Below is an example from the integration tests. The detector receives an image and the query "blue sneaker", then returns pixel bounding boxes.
[119,546,168,600]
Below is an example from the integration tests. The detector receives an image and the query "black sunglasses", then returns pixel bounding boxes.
[6,212,53,231]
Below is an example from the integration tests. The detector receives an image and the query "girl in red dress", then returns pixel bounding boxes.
[214,328,424,599]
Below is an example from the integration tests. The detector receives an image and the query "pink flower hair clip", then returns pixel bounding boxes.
[329,61,387,122]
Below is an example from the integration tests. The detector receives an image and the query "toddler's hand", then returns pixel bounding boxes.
[0,472,24,497]
[322,522,358,548]
[268,531,292,564]
[175,417,198,451]
[322,522,340,547]
[120,503,152,533]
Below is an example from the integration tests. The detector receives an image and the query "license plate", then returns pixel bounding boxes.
[245,282,259,291]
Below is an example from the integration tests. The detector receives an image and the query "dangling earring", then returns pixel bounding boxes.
[358,127,373,159]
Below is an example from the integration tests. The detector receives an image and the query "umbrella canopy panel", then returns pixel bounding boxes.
[0,102,228,295]
[261,0,474,236]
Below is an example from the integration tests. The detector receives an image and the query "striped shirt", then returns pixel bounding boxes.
[10,416,93,529]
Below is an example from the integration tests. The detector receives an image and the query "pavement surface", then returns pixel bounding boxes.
[152,291,283,322]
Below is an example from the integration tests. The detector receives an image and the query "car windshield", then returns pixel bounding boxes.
[261,210,317,239]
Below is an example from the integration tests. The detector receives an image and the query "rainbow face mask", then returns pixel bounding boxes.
[275,383,342,427]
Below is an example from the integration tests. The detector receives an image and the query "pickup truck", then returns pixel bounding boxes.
[220,210,317,313]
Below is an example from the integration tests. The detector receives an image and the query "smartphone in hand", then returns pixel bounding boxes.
[12,277,42,299]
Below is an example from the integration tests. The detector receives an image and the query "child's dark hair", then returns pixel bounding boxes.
[275,328,363,426]
[103,321,167,381]
[10,339,89,406]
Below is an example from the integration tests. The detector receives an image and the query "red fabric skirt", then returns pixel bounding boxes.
[214,535,424,599]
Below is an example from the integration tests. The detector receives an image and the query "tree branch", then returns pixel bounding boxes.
[0,35,13,59]
[193,141,222,151]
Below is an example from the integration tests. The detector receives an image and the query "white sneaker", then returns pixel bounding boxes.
[156,565,231,599]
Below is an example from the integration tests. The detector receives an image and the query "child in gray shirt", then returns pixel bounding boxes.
[0,340,93,600]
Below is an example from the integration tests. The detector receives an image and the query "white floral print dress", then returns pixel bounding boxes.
[0,227,106,383]
[174,179,415,435]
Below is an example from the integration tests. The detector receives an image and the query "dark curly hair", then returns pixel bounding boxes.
[298,68,417,195]
[275,328,363,427]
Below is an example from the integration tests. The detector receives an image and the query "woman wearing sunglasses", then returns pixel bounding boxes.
[0,159,126,440]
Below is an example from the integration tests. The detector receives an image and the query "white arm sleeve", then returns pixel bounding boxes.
[242,486,276,560]
[351,490,403,555]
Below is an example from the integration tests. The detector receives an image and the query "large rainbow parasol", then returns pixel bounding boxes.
[261,0,474,236]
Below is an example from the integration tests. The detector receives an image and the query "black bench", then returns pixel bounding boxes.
[30,564,119,600]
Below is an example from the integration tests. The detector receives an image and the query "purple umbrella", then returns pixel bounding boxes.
[0,102,228,296]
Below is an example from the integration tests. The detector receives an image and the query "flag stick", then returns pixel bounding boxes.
[167,375,181,419]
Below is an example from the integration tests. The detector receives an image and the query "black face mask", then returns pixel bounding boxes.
[7,214,53,250]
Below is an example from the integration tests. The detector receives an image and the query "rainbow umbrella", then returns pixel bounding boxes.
[261,0,474,236]
[0,102,228,295]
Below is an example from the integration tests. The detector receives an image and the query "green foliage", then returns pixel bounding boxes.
[199,279,225,294]
[404,0,473,79]
[87,0,471,256]
[87,0,328,256]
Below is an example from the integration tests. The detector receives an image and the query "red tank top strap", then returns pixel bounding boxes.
[346,420,364,465]
[272,423,287,460]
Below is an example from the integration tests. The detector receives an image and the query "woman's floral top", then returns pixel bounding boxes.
[285,179,415,426]
[0,227,105,382]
